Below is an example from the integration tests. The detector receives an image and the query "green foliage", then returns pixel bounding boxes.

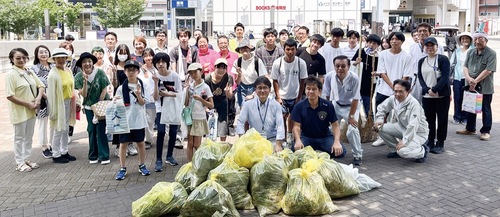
[65,2,85,31]
[94,0,145,28]
[3,0,38,39]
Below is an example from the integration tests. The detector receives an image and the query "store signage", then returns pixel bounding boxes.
[255,5,287,10]
[172,0,197,8]
[74,0,96,8]
[318,1,351,7]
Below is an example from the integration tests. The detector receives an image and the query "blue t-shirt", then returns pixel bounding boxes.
[291,98,338,138]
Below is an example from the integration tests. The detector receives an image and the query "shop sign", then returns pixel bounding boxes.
[255,5,287,10]
[318,1,351,7]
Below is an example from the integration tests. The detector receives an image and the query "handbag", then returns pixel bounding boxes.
[91,100,112,120]
[462,91,483,114]
[105,99,130,134]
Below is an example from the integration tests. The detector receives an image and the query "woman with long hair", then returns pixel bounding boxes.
[31,45,54,158]
[6,48,45,171]
[138,48,157,149]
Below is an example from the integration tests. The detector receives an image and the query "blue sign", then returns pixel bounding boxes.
[361,0,365,9]
[172,0,187,8]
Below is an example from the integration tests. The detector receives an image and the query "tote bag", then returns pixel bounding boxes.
[160,94,183,125]
[462,91,483,114]
[105,99,130,134]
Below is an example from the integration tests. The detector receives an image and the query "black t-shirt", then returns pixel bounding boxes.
[296,47,326,77]
[352,48,377,97]
[204,73,234,103]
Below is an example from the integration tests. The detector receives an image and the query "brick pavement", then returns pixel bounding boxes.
[1,69,500,216]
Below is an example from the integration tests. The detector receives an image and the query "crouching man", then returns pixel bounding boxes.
[374,79,430,163]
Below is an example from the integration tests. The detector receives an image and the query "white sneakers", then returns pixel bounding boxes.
[127,143,138,156]
[372,137,385,147]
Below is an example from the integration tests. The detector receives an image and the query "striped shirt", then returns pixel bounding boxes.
[255,46,284,75]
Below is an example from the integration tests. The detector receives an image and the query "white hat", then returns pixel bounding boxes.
[455,32,473,46]
[48,48,72,63]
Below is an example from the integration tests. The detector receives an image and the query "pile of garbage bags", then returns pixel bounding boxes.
[131,129,381,217]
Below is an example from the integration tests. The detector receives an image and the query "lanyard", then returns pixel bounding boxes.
[257,99,269,131]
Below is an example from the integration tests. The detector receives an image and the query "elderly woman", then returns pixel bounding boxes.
[417,37,451,154]
[6,48,45,172]
[31,45,54,158]
[47,47,77,163]
[197,35,219,75]
[74,52,111,165]
[450,32,473,125]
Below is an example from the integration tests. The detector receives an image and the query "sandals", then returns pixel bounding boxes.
[25,161,40,169]
[16,163,32,172]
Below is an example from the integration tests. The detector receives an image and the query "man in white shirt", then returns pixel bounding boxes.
[271,38,308,145]
[319,28,346,73]
[372,32,413,147]
[103,32,117,65]
[343,30,360,60]
[237,76,285,152]
[153,30,170,54]
[296,26,311,48]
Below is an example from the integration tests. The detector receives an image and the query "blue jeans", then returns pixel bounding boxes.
[465,94,492,134]
[237,83,255,107]
[453,79,468,122]
[155,113,179,161]
[297,135,346,159]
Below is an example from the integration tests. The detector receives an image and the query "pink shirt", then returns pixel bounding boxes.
[198,49,219,75]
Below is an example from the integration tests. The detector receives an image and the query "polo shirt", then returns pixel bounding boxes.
[291,98,338,138]
[464,47,497,94]
[332,71,361,104]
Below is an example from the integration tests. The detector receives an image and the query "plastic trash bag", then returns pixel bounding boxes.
[191,139,231,189]
[303,158,360,198]
[228,128,273,169]
[273,148,299,172]
[132,182,188,217]
[180,180,240,217]
[250,155,288,217]
[294,146,319,166]
[175,162,194,193]
[208,158,254,210]
[282,168,339,215]
[338,163,381,192]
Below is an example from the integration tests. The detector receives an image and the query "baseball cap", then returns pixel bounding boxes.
[424,37,438,46]
[124,60,141,69]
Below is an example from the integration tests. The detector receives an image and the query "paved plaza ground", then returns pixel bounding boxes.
[1,36,500,216]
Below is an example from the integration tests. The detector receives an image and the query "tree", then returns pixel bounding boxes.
[33,0,66,27]
[5,0,38,39]
[65,2,85,31]
[94,0,145,28]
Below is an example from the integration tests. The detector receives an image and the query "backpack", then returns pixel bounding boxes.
[237,56,259,76]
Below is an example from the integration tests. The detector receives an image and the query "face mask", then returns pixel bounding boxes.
[117,54,128,62]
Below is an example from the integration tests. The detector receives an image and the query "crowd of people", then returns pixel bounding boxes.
[5,22,495,180]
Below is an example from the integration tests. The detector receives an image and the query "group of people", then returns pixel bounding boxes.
[6,22,495,179]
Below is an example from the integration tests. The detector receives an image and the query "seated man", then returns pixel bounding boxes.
[236,76,285,152]
[291,76,346,159]
[374,79,430,163]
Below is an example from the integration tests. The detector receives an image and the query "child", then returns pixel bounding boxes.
[185,63,214,161]
[114,60,150,180]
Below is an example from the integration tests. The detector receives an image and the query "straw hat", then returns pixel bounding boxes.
[48,48,72,63]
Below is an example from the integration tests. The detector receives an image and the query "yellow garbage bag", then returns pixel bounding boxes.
[132,182,188,217]
[180,180,240,217]
[303,158,360,198]
[175,162,194,193]
[294,146,319,166]
[250,155,288,217]
[282,168,339,215]
[273,148,299,172]
[208,158,254,210]
[228,128,273,169]
[191,139,231,189]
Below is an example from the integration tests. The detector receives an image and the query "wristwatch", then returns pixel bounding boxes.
[349,115,355,119]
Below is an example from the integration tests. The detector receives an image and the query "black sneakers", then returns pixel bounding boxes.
[42,149,53,159]
[53,157,69,164]
[353,157,362,166]
[415,144,430,163]
[62,153,77,161]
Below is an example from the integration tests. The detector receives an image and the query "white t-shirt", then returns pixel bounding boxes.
[188,82,213,120]
[409,42,445,75]
[231,55,267,85]
[271,57,308,100]
[376,49,413,96]
[343,44,359,60]
[138,68,157,104]
[155,71,183,113]
[318,44,346,73]
[116,83,148,130]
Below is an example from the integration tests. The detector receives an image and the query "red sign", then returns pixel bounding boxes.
[255,5,286,10]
